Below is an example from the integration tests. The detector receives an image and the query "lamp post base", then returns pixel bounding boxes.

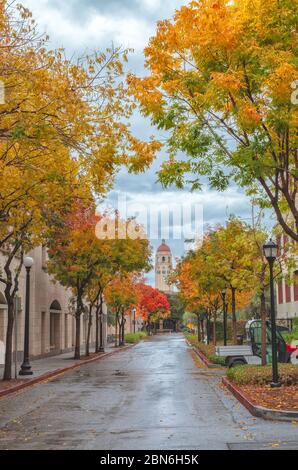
[98,347,105,353]
[19,364,33,376]
[270,381,281,388]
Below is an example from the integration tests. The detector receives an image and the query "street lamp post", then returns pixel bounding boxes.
[263,239,281,388]
[132,308,136,334]
[221,289,228,346]
[19,256,34,376]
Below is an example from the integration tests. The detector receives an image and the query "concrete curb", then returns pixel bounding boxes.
[223,377,298,422]
[0,343,136,400]
[192,347,220,369]
[185,339,221,369]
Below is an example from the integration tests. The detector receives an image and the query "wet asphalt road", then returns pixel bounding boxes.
[0,334,297,450]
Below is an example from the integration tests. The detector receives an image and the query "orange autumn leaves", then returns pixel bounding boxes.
[136,284,171,324]
[128,0,298,243]
[173,218,267,342]
[105,279,171,325]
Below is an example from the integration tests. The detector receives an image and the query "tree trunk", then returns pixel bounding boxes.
[213,314,217,346]
[260,290,267,366]
[85,305,92,357]
[2,247,23,380]
[200,319,205,342]
[115,312,118,347]
[74,287,84,359]
[206,313,210,345]
[118,311,124,346]
[231,287,237,344]
[121,311,126,345]
[95,305,99,352]
[197,315,201,342]
[74,313,81,359]
[99,295,104,351]
[3,300,14,380]
[118,316,122,346]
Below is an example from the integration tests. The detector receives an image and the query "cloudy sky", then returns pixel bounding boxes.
[22,0,271,284]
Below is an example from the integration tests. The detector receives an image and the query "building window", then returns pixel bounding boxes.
[278,280,283,304]
[162,256,165,262]
[294,271,298,302]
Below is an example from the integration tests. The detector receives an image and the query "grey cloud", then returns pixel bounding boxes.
[50,0,172,24]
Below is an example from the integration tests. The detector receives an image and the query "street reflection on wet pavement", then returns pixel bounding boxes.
[0,334,297,450]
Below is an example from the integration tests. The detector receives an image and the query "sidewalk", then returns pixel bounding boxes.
[0,343,125,397]
[0,345,114,380]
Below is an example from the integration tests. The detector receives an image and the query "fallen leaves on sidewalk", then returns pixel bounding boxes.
[189,349,207,369]
[0,379,27,394]
[237,383,298,411]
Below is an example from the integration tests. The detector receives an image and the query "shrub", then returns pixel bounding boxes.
[282,319,298,344]
[125,332,147,344]
[209,355,226,366]
[184,333,226,365]
[227,364,298,386]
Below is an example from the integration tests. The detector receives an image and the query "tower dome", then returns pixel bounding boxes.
[157,239,171,253]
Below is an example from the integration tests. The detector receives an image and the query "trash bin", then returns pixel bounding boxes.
[236,334,244,345]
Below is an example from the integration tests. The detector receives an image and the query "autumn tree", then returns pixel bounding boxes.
[0,2,160,242]
[136,284,171,333]
[47,201,104,359]
[85,215,152,354]
[173,221,257,344]
[0,155,85,380]
[207,214,283,356]
[205,219,257,342]
[0,1,159,379]
[48,207,152,357]
[172,258,206,341]
[105,274,141,347]
[129,0,298,240]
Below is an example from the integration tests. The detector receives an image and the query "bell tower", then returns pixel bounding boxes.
[155,240,173,293]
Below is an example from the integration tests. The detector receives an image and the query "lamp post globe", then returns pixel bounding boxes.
[23,256,34,269]
[263,239,278,261]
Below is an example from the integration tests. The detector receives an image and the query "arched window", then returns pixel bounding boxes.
[50,300,62,311]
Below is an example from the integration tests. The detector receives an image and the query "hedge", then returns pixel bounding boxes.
[227,364,298,386]
[124,332,147,344]
[282,318,298,344]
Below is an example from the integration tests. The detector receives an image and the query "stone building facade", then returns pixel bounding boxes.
[0,246,108,365]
